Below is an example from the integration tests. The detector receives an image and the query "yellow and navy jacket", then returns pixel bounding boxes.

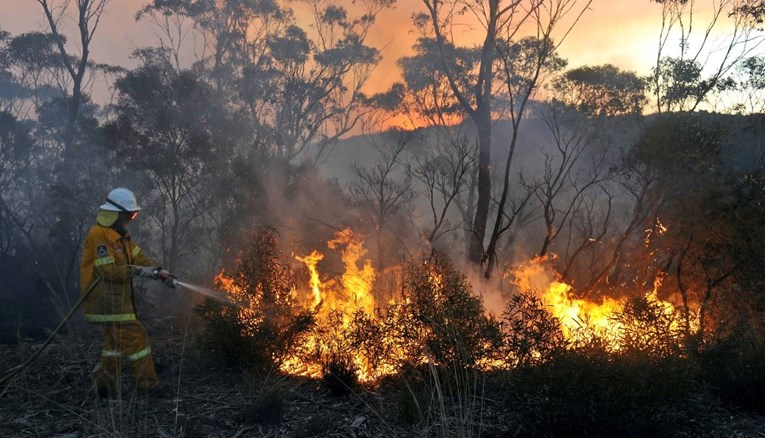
[80,223,157,323]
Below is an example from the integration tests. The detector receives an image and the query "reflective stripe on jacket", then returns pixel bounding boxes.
[80,223,157,323]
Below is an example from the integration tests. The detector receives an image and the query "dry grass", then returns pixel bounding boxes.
[3,318,765,437]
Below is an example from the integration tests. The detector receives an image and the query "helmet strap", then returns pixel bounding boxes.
[106,198,130,213]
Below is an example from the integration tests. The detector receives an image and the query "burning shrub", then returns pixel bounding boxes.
[700,330,765,414]
[501,292,568,367]
[284,248,501,383]
[614,293,686,358]
[398,251,502,369]
[194,299,252,367]
[195,227,314,374]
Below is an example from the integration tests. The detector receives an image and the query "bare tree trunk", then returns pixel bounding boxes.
[470,121,492,264]
[422,0,497,266]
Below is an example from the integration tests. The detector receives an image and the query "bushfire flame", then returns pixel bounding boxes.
[294,250,323,308]
[213,231,695,383]
[510,256,692,350]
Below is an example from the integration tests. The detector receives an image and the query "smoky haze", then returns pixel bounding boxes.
[4,4,765,438]
[0,0,764,348]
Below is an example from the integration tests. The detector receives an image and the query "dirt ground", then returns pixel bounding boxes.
[0,322,411,437]
[3,318,765,437]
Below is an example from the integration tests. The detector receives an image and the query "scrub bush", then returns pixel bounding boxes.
[504,349,702,437]
[501,292,568,367]
[195,227,314,374]
[700,337,765,413]
[321,354,358,397]
[398,251,502,368]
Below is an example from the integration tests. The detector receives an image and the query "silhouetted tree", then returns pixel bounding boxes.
[418,0,593,275]
[350,134,415,274]
[648,0,765,112]
[106,49,231,274]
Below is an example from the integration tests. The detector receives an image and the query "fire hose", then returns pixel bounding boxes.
[0,271,235,390]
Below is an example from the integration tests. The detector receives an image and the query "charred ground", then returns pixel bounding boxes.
[3,319,765,437]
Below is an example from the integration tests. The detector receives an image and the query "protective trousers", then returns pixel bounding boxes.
[93,321,159,393]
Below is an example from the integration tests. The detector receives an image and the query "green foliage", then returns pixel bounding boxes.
[401,37,479,94]
[497,36,567,92]
[0,112,33,184]
[107,49,227,171]
[734,1,765,28]
[632,113,724,180]
[552,64,647,116]
[138,0,389,161]
[268,25,309,64]
[6,32,61,71]
[651,57,704,111]
[194,299,252,368]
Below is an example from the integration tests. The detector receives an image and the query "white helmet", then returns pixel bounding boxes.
[100,188,142,212]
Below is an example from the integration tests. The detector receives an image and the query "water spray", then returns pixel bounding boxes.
[173,279,243,307]
[128,265,242,307]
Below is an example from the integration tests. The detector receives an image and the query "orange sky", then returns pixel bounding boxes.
[0,1,720,95]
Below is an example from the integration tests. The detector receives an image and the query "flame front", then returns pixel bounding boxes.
[511,256,692,351]
[213,233,696,383]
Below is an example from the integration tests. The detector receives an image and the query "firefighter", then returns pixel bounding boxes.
[80,188,175,398]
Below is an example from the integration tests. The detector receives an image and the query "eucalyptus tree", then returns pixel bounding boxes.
[350,133,415,274]
[34,0,108,159]
[139,0,395,161]
[416,0,593,276]
[729,55,765,113]
[543,64,646,283]
[394,39,479,249]
[648,0,765,112]
[0,31,56,118]
[105,49,233,274]
[0,112,35,257]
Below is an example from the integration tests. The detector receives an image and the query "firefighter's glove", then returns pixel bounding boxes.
[156,269,177,289]
[133,266,159,279]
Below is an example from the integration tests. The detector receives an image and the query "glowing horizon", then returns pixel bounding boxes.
[0,1,751,103]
